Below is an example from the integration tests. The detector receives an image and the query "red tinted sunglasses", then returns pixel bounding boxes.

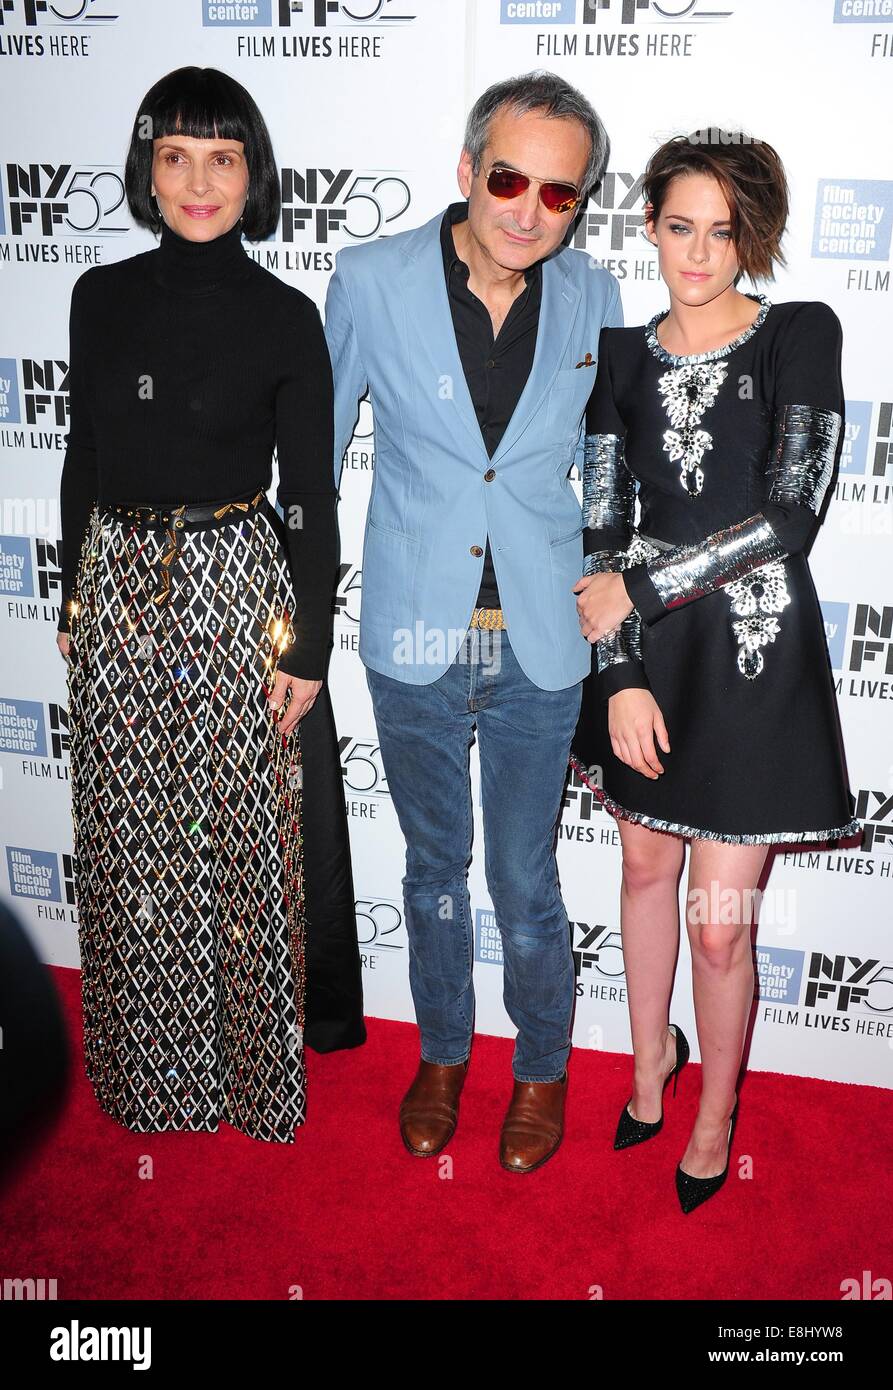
[485,164,580,215]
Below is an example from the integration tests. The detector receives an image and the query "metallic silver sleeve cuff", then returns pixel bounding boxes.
[583,548,618,578]
[583,549,643,675]
[582,537,663,675]
[647,513,788,612]
[582,433,635,534]
[595,615,642,676]
[767,404,842,514]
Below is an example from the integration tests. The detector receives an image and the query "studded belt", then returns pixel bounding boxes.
[104,487,267,607]
[468,607,505,630]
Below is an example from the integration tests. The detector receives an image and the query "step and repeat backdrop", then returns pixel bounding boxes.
[1,0,890,1086]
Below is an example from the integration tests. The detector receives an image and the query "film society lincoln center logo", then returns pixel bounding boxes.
[812,178,893,290]
[6,846,73,909]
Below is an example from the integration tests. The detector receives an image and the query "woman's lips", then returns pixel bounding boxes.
[680,271,711,281]
[181,205,223,218]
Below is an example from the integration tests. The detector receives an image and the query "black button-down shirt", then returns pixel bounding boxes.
[440,201,542,610]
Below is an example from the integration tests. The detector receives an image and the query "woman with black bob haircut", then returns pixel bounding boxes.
[570,130,860,1211]
[57,66,365,1145]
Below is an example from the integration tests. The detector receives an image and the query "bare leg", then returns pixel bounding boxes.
[617,819,686,1124]
[680,838,769,1178]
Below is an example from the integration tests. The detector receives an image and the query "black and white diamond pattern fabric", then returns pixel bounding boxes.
[66,497,306,1143]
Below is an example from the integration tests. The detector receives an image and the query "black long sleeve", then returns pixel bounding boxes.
[581,326,651,699]
[273,296,338,679]
[56,218,337,681]
[58,273,99,632]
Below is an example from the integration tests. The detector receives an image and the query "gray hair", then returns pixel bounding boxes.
[462,70,609,201]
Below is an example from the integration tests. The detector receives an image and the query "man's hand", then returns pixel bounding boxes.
[607,688,670,780]
[268,672,322,735]
[572,571,634,642]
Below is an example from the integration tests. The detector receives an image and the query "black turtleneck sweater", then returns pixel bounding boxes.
[57,217,337,680]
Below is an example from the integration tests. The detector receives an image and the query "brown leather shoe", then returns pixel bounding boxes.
[499,1070,568,1172]
[399,1058,468,1157]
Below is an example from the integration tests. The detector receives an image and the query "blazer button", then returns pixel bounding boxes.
[484,468,496,481]
[470,545,483,557]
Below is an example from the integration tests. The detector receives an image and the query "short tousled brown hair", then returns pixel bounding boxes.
[643,131,789,282]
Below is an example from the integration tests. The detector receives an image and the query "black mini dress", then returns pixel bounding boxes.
[569,293,861,845]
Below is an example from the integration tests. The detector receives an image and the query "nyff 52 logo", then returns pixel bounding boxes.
[2,163,127,237]
[572,170,644,254]
[0,0,118,25]
[338,734,389,795]
[280,167,410,242]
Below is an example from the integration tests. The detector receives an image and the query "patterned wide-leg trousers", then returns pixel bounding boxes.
[66,492,306,1142]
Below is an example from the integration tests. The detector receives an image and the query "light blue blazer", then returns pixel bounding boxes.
[324,208,623,690]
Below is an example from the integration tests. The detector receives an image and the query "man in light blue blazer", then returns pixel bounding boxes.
[325,72,622,1172]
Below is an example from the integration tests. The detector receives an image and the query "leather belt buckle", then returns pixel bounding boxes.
[111,488,265,531]
[469,607,505,630]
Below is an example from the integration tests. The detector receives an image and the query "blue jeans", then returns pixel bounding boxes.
[365,628,582,1082]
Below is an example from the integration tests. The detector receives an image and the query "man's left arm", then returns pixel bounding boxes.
[572,273,624,481]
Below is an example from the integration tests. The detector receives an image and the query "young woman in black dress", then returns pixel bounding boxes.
[56,67,364,1143]
[570,133,860,1210]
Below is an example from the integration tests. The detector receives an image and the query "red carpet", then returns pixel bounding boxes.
[2,965,890,1301]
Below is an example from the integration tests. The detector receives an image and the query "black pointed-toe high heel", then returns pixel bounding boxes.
[613,1023,690,1150]
[675,1097,739,1214]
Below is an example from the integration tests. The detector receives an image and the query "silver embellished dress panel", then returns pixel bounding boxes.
[657,361,727,496]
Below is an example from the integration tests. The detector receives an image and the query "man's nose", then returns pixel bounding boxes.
[512,183,542,230]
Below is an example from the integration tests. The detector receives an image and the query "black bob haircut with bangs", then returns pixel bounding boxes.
[124,66,280,241]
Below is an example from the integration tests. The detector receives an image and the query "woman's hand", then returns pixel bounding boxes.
[57,631,71,663]
[572,571,634,642]
[268,672,322,735]
[608,689,671,780]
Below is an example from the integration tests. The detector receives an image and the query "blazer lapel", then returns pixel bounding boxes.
[490,252,581,465]
[398,215,489,459]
